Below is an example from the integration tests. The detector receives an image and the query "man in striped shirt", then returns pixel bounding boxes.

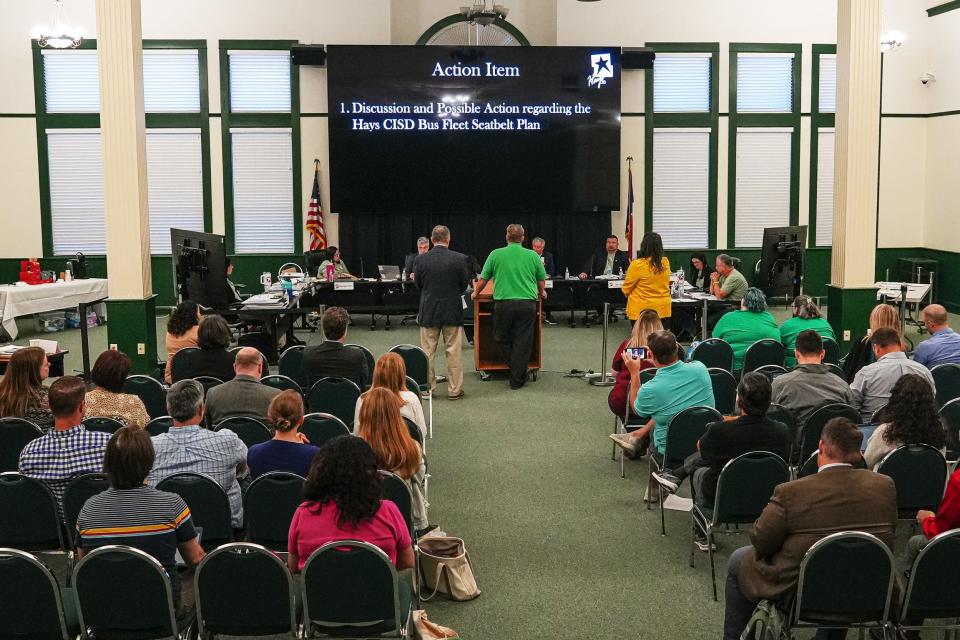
[19,376,110,513]
[77,427,204,611]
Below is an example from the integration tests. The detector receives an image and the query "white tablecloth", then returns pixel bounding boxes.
[0,278,109,340]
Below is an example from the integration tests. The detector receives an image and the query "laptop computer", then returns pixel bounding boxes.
[378,265,401,280]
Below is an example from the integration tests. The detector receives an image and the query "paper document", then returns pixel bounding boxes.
[662,495,693,512]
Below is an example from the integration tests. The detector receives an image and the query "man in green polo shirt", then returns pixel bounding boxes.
[472,224,547,389]
[708,253,749,328]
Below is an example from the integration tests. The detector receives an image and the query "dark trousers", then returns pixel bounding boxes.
[494,299,537,388]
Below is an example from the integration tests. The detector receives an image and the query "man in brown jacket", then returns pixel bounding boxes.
[723,417,897,640]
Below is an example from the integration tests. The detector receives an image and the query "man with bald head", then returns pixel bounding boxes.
[914,304,960,369]
[204,347,280,426]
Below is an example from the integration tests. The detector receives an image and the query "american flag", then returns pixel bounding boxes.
[625,160,635,258]
[305,164,327,252]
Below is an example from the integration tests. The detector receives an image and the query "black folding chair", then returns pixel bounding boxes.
[301,540,412,638]
[875,444,948,520]
[62,472,109,547]
[639,368,658,384]
[0,548,79,640]
[82,416,125,435]
[897,528,960,636]
[260,374,303,396]
[193,376,224,395]
[243,472,305,552]
[932,363,960,408]
[73,545,195,639]
[301,412,351,447]
[690,452,791,601]
[0,417,43,472]
[278,345,307,390]
[0,472,65,555]
[766,404,797,460]
[940,397,960,461]
[690,338,734,372]
[825,363,846,380]
[708,368,738,415]
[345,343,376,390]
[823,338,841,365]
[146,416,173,437]
[156,472,233,549]
[752,364,788,383]
[391,344,433,438]
[789,531,895,637]
[798,403,862,464]
[196,542,298,639]
[169,347,200,383]
[123,375,168,420]
[742,339,785,375]
[797,451,868,478]
[214,416,272,448]
[307,377,361,428]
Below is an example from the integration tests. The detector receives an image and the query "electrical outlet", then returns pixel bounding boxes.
[137,343,146,355]
[843,330,851,341]
[109,343,118,351]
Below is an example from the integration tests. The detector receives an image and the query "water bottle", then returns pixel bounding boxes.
[619,266,624,278]
[282,279,294,302]
[678,268,686,298]
[564,267,570,280]
[401,268,407,282]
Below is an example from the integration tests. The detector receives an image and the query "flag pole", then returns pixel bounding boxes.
[625,156,634,259]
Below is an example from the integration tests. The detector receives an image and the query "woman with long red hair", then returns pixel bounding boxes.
[353,352,426,437]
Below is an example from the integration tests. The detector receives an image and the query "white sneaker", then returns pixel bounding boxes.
[609,432,639,453]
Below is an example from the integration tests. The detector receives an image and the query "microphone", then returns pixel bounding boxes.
[359,255,365,279]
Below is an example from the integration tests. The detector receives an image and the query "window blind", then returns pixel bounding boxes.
[653,54,711,113]
[231,129,294,253]
[652,129,710,249]
[818,54,837,113]
[816,129,835,246]
[42,49,100,113]
[228,51,291,112]
[47,130,106,254]
[734,128,792,247]
[143,50,201,113]
[736,53,794,113]
[146,130,204,254]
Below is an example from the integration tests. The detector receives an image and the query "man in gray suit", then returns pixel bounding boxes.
[204,347,280,426]
[413,225,469,400]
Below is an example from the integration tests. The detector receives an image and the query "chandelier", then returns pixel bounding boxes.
[32,0,85,49]
[459,1,509,26]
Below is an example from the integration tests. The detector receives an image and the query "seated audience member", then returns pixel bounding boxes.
[609,331,715,458]
[723,418,897,640]
[851,327,935,423]
[711,288,781,371]
[863,373,946,468]
[779,295,836,368]
[842,304,901,382]
[688,252,714,290]
[652,373,790,529]
[171,314,236,383]
[0,346,53,432]
[354,353,426,437]
[147,380,248,529]
[317,246,357,280]
[287,435,414,574]
[247,390,319,479]
[909,466,960,573]
[608,310,661,421]
[709,254,748,303]
[204,346,279,427]
[302,307,368,389]
[771,330,855,453]
[84,350,150,429]
[531,237,555,277]
[579,235,630,279]
[76,427,204,611]
[357,387,428,531]
[913,303,960,368]
[164,301,200,383]
[403,236,430,277]
[18,376,110,510]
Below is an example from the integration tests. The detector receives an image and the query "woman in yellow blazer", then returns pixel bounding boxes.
[622,232,671,326]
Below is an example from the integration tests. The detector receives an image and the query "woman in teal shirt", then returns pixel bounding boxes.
[779,295,836,367]
[712,288,780,370]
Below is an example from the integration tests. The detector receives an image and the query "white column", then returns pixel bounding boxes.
[95,0,152,299]
[830,0,882,287]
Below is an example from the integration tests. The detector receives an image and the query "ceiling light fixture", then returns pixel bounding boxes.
[459,1,509,27]
[32,0,85,49]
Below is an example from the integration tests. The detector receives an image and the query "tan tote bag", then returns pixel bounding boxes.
[412,610,460,640]
[417,536,481,601]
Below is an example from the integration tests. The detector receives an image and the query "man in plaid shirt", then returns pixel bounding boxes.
[19,376,110,512]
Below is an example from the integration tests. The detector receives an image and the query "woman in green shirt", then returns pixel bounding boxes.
[711,288,781,371]
[317,246,356,280]
[779,295,836,367]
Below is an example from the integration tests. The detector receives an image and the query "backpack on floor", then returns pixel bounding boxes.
[741,600,790,640]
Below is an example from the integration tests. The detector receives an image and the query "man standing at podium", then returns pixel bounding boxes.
[472,224,547,390]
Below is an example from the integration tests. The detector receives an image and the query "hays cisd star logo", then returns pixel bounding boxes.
[588,52,614,88]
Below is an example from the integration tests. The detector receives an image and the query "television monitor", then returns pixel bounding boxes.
[756,225,808,299]
[326,45,622,215]
[170,229,232,309]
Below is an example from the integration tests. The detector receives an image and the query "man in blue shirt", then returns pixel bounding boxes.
[914,304,960,369]
[610,331,715,456]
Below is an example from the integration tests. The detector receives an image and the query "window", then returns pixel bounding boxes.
[653,54,711,113]
[143,50,201,113]
[736,53,795,113]
[734,128,792,247]
[231,130,294,253]
[42,49,100,113]
[818,54,837,113]
[652,129,710,248]
[228,51,291,112]
[815,129,835,246]
[146,130,204,253]
[47,130,106,255]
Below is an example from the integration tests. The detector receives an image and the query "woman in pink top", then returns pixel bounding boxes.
[164,301,200,383]
[287,435,414,573]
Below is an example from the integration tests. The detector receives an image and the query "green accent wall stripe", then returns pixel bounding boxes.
[928,0,960,17]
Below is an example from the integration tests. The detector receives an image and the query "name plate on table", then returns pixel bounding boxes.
[544,280,553,289]
[607,280,624,289]
[334,281,355,291]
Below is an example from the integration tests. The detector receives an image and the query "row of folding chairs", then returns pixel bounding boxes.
[688,337,841,374]
[0,540,412,639]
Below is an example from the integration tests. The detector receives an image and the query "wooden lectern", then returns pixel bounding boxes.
[473,280,542,378]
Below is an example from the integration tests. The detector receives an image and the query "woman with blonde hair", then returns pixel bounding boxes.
[843,304,903,382]
[247,390,320,478]
[0,346,53,431]
[353,352,426,437]
[356,387,428,531]
[608,310,664,419]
